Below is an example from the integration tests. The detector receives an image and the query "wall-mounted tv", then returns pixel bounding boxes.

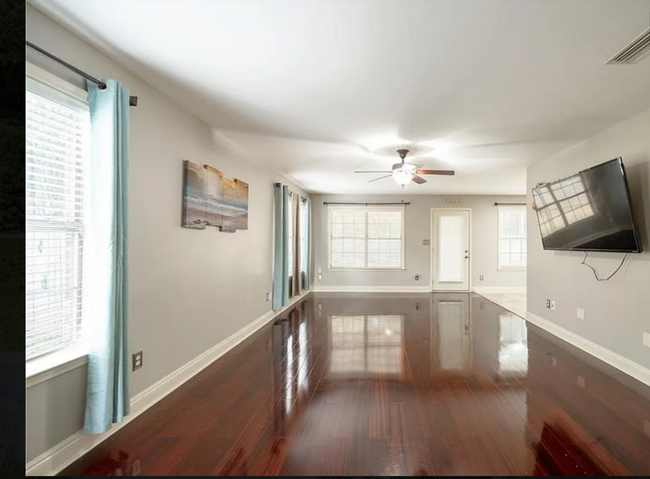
[531,158,642,253]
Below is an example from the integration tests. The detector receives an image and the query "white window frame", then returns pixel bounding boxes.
[327,205,405,271]
[25,62,90,387]
[497,205,527,271]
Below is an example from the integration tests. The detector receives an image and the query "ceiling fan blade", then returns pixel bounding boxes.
[368,174,393,183]
[416,169,455,176]
[411,175,427,185]
[354,170,392,174]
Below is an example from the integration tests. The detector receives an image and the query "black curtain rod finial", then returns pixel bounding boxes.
[26,40,137,107]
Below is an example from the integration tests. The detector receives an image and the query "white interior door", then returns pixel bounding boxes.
[431,209,470,291]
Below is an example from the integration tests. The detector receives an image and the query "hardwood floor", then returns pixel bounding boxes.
[60,293,650,476]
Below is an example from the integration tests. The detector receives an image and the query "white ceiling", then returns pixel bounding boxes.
[30,0,650,195]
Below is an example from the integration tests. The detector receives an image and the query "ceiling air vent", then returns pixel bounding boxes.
[606,27,650,64]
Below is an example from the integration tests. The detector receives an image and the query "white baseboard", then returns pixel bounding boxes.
[312,285,431,293]
[473,286,527,294]
[526,311,650,388]
[26,291,311,477]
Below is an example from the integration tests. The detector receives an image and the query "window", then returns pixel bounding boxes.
[287,195,293,281]
[328,206,404,269]
[26,69,90,360]
[498,205,527,270]
[299,198,308,289]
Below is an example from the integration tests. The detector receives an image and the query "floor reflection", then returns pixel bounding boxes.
[59,293,650,477]
[498,312,528,377]
[328,314,404,376]
[430,293,471,374]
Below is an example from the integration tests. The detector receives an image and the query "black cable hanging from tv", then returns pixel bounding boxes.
[580,251,629,281]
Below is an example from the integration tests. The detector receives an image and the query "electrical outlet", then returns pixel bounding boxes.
[415,274,420,281]
[577,308,585,320]
[132,351,143,371]
[550,300,556,310]
[547,353,557,366]
[577,375,585,388]
[479,274,484,281]
[643,332,650,348]
[265,292,270,302]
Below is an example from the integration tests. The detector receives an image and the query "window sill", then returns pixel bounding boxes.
[26,343,88,389]
[328,267,406,272]
[497,267,527,272]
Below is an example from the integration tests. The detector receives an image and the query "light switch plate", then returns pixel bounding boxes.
[643,332,650,348]
[577,308,585,320]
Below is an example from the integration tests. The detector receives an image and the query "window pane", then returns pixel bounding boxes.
[26,80,89,360]
[498,206,527,270]
[329,207,403,269]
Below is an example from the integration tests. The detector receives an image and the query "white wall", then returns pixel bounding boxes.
[312,194,527,290]
[527,107,650,371]
[26,4,307,463]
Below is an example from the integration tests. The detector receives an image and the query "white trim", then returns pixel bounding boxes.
[26,343,88,389]
[525,311,650,388]
[26,61,88,104]
[327,267,406,272]
[473,286,527,294]
[25,290,310,477]
[312,285,430,293]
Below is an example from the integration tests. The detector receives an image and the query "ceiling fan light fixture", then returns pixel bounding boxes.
[392,164,415,186]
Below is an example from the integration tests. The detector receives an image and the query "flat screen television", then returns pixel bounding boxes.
[531,158,642,253]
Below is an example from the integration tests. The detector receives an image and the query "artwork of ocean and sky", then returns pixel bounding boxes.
[182,160,249,232]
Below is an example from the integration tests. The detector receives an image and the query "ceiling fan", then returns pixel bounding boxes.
[354,149,455,187]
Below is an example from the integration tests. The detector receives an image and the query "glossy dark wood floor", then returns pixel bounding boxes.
[60,293,650,476]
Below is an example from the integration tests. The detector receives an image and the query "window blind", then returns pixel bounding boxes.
[26,77,90,360]
[498,206,527,269]
[329,207,404,269]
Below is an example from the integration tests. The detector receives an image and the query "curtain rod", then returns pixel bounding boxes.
[494,202,526,206]
[26,40,138,106]
[323,202,410,206]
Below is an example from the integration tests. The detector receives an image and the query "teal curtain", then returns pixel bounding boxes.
[272,184,289,310]
[304,197,311,291]
[83,80,130,434]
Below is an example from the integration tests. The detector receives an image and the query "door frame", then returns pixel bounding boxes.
[430,208,472,292]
